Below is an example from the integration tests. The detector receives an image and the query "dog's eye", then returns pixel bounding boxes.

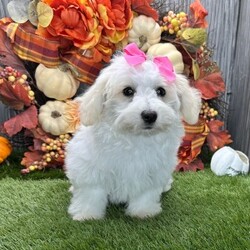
[123,87,135,97]
[156,87,166,97]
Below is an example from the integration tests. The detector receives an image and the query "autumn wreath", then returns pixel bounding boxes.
[0,0,232,173]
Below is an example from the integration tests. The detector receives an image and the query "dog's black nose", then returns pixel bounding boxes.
[141,110,157,124]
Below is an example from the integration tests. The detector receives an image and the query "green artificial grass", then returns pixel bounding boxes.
[0,161,249,250]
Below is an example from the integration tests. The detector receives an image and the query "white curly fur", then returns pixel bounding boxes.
[65,53,201,220]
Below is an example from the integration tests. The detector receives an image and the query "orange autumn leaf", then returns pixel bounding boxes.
[206,120,233,152]
[189,0,208,28]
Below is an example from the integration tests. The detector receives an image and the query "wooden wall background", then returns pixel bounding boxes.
[1,0,250,157]
[0,0,9,17]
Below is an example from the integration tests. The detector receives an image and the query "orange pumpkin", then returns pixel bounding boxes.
[0,136,12,163]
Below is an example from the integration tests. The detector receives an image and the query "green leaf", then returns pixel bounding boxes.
[181,28,207,47]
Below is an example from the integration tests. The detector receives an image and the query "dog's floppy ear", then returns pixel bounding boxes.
[76,69,111,125]
[175,74,201,124]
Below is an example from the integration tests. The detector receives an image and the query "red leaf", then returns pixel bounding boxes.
[33,138,43,151]
[25,126,53,142]
[3,105,38,136]
[206,120,232,151]
[193,72,225,100]
[207,119,224,133]
[21,151,43,168]
[0,81,31,110]
[189,0,208,28]
[131,0,158,20]
[176,158,204,172]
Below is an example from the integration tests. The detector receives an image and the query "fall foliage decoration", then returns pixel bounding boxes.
[21,133,71,174]
[0,66,38,137]
[157,0,232,171]
[189,0,208,28]
[0,0,232,173]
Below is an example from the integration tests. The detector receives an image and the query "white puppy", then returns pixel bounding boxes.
[65,48,201,220]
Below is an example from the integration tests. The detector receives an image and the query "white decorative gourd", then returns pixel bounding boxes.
[147,43,184,73]
[35,64,80,100]
[211,146,249,176]
[39,100,71,136]
[128,15,162,52]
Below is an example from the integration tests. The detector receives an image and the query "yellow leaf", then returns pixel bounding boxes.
[37,2,53,28]
[192,59,200,80]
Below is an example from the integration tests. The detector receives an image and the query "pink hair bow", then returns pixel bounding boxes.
[124,43,176,83]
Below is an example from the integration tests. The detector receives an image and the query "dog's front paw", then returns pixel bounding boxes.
[68,187,108,221]
[71,212,105,221]
[68,185,74,193]
[163,177,173,192]
[68,197,106,221]
[126,202,162,219]
[68,205,105,221]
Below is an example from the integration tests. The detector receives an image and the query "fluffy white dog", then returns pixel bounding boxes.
[65,44,201,220]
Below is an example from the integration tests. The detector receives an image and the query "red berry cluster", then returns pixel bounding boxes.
[21,134,71,174]
[0,66,35,100]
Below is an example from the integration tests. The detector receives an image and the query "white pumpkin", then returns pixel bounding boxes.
[35,64,80,100]
[211,146,249,176]
[128,15,161,52]
[147,43,184,73]
[39,100,72,136]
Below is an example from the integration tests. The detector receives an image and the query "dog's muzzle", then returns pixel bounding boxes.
[141,110,157,129]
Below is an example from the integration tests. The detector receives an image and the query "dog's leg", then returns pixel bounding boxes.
[68,186,107,221]
[126,188,162,218]
[163,177,173,192]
